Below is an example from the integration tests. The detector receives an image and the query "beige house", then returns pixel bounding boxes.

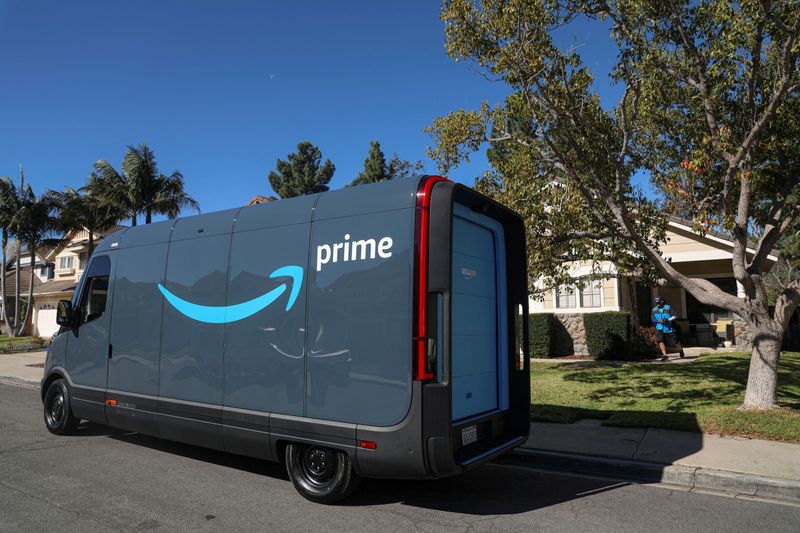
[30,227,124,338]
[530,216,778,353]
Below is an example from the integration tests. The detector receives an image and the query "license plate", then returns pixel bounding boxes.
[461,425,478,446]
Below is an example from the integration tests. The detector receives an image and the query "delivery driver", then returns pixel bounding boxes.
[652,295,685,362]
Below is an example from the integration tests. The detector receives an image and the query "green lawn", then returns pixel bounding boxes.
[531,351,800,443]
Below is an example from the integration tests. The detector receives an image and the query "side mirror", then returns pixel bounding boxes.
[56,300,74,327]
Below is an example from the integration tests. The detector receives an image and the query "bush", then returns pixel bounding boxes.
[584,311,631,359]
[0,336,46,353]
[632,326,660,358]
[528,313,555,357]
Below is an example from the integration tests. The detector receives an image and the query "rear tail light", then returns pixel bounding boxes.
[413,176,449,381]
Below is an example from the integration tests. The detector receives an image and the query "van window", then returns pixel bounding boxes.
[78,256,111,324]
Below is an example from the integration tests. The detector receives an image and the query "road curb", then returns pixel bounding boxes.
[503,448,800,504]
[0,376,39,389]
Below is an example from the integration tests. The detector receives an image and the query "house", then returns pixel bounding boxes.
[0,246,53,335]
[28,227,124,338]
[0,267,44,336]
[529,216,779,354]
[246,195,276,206]
[6,246,54,283]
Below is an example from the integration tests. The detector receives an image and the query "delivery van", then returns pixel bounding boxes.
[41,175,530,503]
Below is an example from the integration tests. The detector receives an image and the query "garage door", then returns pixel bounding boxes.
[36,309,59,338]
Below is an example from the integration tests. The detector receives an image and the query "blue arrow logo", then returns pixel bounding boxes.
[157,265,303,324]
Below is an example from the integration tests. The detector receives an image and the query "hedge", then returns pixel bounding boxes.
[584,311,631,359]
[528,313,555,358]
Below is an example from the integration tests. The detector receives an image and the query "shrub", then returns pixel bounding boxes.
[528,313,555,357]
[632,326,660,358]
[584,311,631,359]
[0,342,45,353]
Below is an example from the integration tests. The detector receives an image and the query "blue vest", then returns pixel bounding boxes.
[651,304,674,333]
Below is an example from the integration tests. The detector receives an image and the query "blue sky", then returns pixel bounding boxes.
[0,1,627,217]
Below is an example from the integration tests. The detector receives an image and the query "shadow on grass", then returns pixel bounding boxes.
[551,352,800,412]
[531,404,703,433]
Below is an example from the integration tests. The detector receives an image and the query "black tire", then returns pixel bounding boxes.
[43,379,79,435]
[285,443,361,504]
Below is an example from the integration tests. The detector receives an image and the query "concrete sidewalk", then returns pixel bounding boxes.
[513,420,800,504]
[0,350,46,388]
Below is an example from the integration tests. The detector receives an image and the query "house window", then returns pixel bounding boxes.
[59,256,74,270]
[556,286,577,308]
[78,252,87,269]
[581,283,602,308]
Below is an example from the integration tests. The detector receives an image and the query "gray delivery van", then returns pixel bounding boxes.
[41,175,530,503]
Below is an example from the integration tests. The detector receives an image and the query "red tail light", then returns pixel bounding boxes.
[413,176,449,381]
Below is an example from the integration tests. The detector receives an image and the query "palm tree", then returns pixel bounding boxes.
[11,185,59,336]
[92,144,199,226]
[54,179,124,256]
[0,176,22,333]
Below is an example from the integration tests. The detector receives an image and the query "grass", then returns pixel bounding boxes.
[531,351,800,443]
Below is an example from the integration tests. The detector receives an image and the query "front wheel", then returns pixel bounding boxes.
[285,443,361,504]
[43,379,79,435]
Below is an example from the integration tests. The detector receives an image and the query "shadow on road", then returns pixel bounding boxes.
[68,421,634,514]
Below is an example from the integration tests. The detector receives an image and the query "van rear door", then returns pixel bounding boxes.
[450,204,508,421]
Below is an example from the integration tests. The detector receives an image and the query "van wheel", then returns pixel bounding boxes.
[43,379,79,435]
[285,443,361,504]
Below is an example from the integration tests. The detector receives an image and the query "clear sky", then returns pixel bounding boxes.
[0,1,626,218]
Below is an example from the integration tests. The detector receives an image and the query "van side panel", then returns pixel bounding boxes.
[108,243,168,398]
[307,197,416,427]
[223,224,309,416]
[159,233,229,406]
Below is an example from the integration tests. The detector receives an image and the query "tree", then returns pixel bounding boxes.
[349,140,425,187]
[92,144,199,226]
[0,175,23,334]
[11,184,59,336]
[268,141,335,198]
[427,0,800,409]
[53,180,124,256]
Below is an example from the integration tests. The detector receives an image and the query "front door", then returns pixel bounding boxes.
[65,254,114,422]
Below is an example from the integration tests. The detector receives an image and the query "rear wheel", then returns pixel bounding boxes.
[285,443,360,504]
[43,379,79,435]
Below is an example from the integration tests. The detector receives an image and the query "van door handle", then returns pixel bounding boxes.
[108,344,113,359]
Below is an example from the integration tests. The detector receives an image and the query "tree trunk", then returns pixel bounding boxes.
[131,212,137,227]
[627,278,639,329]
[146,209,152,224]
[88,231,94,257]
[0,228,9,335]
[19,244,35,337]
[13,242,20,337]
[741,324,783,409]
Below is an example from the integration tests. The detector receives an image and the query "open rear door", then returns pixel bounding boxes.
[419,177,530,476]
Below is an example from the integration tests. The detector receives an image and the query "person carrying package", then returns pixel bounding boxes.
[652,295,685,362]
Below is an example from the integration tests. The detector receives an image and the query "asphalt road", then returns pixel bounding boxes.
[1,383,797,533]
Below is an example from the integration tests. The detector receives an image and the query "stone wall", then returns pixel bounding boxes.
[552,313,588,356]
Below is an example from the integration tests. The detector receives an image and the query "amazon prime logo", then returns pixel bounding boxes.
[157,265,303,324]
[316,234,393,272]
